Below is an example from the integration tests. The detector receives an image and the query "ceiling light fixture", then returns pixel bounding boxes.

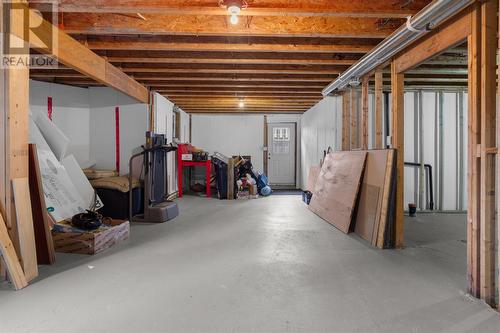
[219,0,247,25]
[238,99,245,108]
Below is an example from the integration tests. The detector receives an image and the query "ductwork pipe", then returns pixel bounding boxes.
[322,0,474,96]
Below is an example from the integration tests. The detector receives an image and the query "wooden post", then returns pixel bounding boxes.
[497,0,500,308]
[391,61,404,248]
[342,89,351,151]
[374,70,383,149]
[227,158,235,200]
[479,0,497,306]
[0,0,38,283]
[263,115,268,174]
[350,88,358,149]
[361,76,369,150]
[467,3,481,299]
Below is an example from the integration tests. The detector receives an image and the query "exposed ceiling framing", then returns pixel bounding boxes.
[26,0,470,114]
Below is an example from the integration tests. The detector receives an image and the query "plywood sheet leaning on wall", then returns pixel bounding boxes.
[309,151,367,234]
[353,149,396,248]
[306,166,321,192]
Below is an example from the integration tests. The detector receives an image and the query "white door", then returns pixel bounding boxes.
[267,123,296,185]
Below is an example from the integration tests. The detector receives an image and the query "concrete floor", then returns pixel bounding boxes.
[1,195,499,333]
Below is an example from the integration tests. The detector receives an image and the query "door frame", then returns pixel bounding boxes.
[264,121,298,188]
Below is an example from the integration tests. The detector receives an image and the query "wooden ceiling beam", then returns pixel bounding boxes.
[84,40,374,54]
[35,0,429,18]
[18,7,148,103]
[145,83,327,89]
[30,73,335,82]
[107,57,357,66]
[120,68,342,75]
[58,13,400,38]
[183,109,306,114]
[164,94,321,99]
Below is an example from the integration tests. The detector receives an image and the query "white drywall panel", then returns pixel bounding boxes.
[191,114,265,172]
[29,80,91,164]
[89,87,148,175]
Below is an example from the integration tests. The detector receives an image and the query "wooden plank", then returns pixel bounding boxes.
[342,90,350,150]
[309,151,367,233]
[467,2,483,292]
[11,6,148,103]
[11,178,38,282]
[361,77,369,149]
[0,212,28,290]
[60,13,398,38]
[376,149,396,248]
[354,150,389,244]
[374,69,383,149]
[227,158,235,200]
[350,88,358,149]
[40,0,428,17]
[479,0,497,306]
[28,145,55,265]
[393,8,472,73]
[391,61,404,249]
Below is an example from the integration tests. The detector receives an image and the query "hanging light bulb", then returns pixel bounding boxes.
[230,14,238,25]
[238,99,245,108]
[226,1,242,25]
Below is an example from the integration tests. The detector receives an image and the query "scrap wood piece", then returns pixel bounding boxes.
[353,149,395,247]
[309,151,367,234]
[12,177,39,281]
[305,165,321,192]
[374,149,396,248]
[354,183,380,243]
[29,144,56,265]
[0,212,28,290]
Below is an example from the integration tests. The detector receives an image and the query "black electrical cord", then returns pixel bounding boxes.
[71,210,104,230]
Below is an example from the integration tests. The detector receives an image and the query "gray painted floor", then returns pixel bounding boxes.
[1,195,499,333]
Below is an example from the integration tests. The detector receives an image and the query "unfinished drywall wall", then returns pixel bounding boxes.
[192,114,265,172]
[300,90,467,211]
[401,91,467,212]
[88,87,149,175]
[300,96,343,189]
[29,80,91,165]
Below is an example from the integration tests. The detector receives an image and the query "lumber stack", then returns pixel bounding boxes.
[308,149,397,248]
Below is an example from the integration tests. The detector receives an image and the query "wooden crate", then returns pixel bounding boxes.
[52,220,130,255]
